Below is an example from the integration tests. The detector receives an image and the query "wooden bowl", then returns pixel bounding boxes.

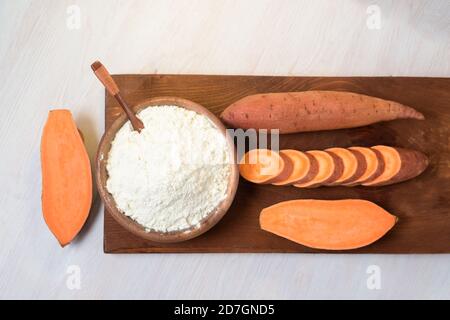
[96,97,239,243]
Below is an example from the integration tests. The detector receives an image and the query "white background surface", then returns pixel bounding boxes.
[0,0,449,299]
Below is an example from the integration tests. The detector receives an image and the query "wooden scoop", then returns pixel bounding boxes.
[91,61,144,132]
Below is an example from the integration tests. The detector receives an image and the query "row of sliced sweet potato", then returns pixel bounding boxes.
[239,146,429,187]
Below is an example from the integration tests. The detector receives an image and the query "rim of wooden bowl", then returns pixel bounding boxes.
[96,96,239,243]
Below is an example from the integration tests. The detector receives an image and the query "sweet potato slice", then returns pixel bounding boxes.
[322,151,344,185]
[239,149,284,184]
[362,146,429,186]
[293,150,340,188]
[41,110,92,247]
[325,148,359,185]
[290,152,319,185]
[339,148,367,185]
[344,147,384,185]
[269,150,294,185]
[272,150,312,186]
[360,147,386,184]
[260,199,397,250]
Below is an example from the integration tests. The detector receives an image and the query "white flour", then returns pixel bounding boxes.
[106,105,231,232]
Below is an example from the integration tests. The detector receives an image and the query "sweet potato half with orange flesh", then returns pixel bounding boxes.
[41,110,92,247]
[260,199,397,250]
[293,150,342,188]
[220,91,424,134]
[239,149,285,184]
[362,146,429,186]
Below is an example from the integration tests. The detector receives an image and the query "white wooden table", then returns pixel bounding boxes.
[0,0,449,299]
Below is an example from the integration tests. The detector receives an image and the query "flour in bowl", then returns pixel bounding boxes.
[106,105,231,232]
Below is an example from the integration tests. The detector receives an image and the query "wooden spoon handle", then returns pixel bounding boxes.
[115,93,145,132]
[91,61,144,132]
[91,61,120,96]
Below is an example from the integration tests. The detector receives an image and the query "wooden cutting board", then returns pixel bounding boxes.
[103,75,450,253]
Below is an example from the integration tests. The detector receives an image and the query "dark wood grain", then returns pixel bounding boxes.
[103,75,450,254]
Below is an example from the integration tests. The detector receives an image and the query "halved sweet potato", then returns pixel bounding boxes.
[260,199,397,250]
[41,110,92,247]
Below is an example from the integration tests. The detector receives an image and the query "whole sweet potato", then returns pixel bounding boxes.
[221,91,424,133]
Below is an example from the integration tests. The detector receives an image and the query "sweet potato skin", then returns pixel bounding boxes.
[268,151,294,185]
[322,151,344,185]
[363,146,429,186]
[337,148,367,185]
[294,150,343,187]
[390,148,429,184]
[239,146,428,187]
[221,91,424,133]
[272,150,309,186]
[358,147,385,185]
[260,199,397,250]
[325,148,359,185]
[344,147,384,186]
[293,150,333,188]
[291,152,319,185]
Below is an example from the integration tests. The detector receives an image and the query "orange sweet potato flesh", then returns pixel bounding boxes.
[271,150,313,186]
[322,151,344,185]
[240,146,427,187]
[339,148,367,185]
[344,147,384,186]
[293,150,336,188]
[363,146,429,186]
[220,91,424,134]
[325,148,358,185]
[260,199,397,250]
[268,151,294,185]
[239,149,284,184]
[291,151,319,185]
[41,110,92,247]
